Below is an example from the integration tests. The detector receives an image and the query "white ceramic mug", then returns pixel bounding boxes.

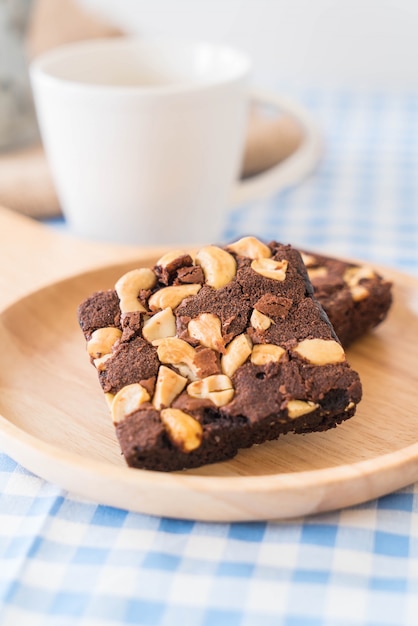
[30,37,251,245]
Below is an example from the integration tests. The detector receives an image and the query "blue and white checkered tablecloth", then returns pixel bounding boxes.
[1,89,418,626]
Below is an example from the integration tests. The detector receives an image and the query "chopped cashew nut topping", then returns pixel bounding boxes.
[221,334,253,378]
[152,365,187,410]
[148,284,201,311]
[187,374,234,407]
[93,353,113,371]
[195,245,237,288]
[251,258,288,281]
[188,313,225,353]
[250,344,285,365]
[87,327,122,359]
[350,284,370,302]
[287,399,319,419]
[250,309,273,331]
[227,236,271,259]
[157,337,199,380]
[142,307,176,345]
[155,250,188,267]
[160,408,203,452]
[343,265,375,287]
[115,268,156,313]
[300,252,316,267]
[307,266,328,280]
[111,383,150,424]
[294,338,345,365]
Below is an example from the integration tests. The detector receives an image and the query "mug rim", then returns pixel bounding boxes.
[29,36,252,96]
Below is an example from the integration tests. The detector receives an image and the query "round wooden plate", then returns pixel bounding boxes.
[0,257,417,522]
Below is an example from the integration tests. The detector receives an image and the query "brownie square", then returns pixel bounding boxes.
[78,237,363,472]
[300,250,392,347]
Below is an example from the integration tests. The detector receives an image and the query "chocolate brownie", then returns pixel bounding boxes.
[78,237,362,472]
[300,251,392,347]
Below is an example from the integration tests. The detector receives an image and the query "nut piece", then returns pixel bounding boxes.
[93,353,113,371]
[250,309,273,331]
[195,245,237,289]
[227,236,271,259]
[300,252,316,267]
[307,266,328,280]
[148,284,201,311]
[160,408,203,452]
[188,313,225,353]
[251,344,285,365]
[344,266,375,302]
[343,265,376,287]
[155,250,188,268]
[152,365,187,410]
[293,338,345,365]
[142,307,176,345]
[350,284,370,302]
[157,337,199,380]
[287,399,319,419]
[221,333,253,378]
[251,258,288,281]
[87,327,122,359]
[115,268,156,314]
[111,383,150,424]
[187,374,234,407]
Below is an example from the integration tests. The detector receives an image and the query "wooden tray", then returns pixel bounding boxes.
[0,257,417,522]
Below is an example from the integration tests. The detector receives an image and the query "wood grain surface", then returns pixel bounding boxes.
[0,216,417,521]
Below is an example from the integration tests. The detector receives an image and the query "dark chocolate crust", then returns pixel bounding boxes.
[77,239,364,472]
[299,250,392,347]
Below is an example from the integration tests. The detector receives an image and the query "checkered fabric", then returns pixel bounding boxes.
[1,90,418,626]
[226,90,418,274]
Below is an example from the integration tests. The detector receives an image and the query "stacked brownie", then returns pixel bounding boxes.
[78,237,391,471]
[300,250,392,347]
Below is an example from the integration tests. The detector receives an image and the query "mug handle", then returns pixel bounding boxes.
[230,90,323,207]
